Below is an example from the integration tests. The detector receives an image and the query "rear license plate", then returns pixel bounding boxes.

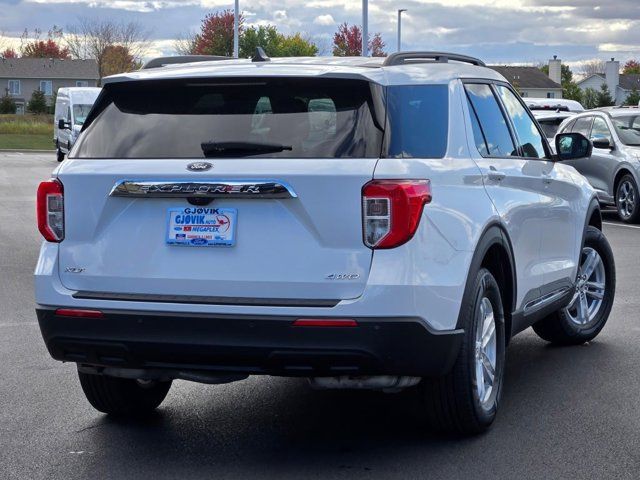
[166,207,237,247]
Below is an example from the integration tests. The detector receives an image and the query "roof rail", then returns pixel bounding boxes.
[383,51,486,67]
[141,55,231,70]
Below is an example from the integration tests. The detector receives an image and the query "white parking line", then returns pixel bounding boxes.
[603,222,640,230]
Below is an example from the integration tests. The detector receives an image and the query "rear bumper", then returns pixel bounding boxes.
[36,308,463,378]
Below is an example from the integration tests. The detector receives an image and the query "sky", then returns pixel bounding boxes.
[1,0,639,67]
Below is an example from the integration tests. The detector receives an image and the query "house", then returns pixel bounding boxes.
[577,58,640,105]
[0,58,99,114]
[489,57,563,99]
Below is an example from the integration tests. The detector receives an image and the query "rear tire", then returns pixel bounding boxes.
[615,174,640,223]
[78,371,172,416]
[421,268,506,435]
[56,140,64,162]
[533,226,615,345]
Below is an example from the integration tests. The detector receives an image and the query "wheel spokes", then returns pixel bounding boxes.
[581,249,600,279]
[585,281,605,300]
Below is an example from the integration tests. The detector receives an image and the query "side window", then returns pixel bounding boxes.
[464,83,516,157]
[572,116,593,137]
[66,106,72,122]
[387,85,449,158]
[561,118,577,134]
[591,117,612,143]
[496,85,546,159]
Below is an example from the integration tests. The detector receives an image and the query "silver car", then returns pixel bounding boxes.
[558,107,640,223]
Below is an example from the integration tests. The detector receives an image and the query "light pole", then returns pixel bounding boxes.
[397,9,407,52]
[362,0,368,57]
[233,0,239,58]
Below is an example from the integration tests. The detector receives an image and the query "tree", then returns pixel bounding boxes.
[20,26,70,59]
[0,90,17,114]
[595,83,615,107]
[540,63,573,84]
[240,26,317,57]
[582,88,598,109]
[580,59,606,76]
[191,10,241,57]
[563,81,583,103]
[101,44,141,77]
[625,88,640,106]
[27,89,48,114]
[332,23,386,57]
[1,48,18,59]
[66,18,150,80]
[623,60,640,75]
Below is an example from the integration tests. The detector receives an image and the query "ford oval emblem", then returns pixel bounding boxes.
[187,162,213,172]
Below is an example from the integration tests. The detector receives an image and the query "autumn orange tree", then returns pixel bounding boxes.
[332,23,386,57]
[20,27,70,59]
[1,48,18,59]
[623,60,640,75]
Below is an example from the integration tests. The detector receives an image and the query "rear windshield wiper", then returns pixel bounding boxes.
[201,141,293,158]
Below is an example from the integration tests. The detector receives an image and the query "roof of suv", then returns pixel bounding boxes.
[104,54,507,87]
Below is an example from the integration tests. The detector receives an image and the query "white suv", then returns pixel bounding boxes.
[35,51,616,434]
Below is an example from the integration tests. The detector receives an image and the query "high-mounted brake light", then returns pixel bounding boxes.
[362,180,431,249]
[37,179,64,242]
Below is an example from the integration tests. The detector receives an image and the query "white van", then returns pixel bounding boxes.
[54,87,101,162]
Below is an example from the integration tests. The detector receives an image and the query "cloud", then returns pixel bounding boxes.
[313,14,335,26]
[0,0,639,65]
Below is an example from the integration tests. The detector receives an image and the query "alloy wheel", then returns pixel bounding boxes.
[564,247,606,327]
[474,297,497,409]
[617,180,636,219]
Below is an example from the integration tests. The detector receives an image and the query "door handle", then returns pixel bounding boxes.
[542,173,552,185]
[487,170,506,182]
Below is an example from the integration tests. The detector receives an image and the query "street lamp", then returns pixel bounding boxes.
[362,0,369,57]
[234,0,239,58]
[397,9,407,52]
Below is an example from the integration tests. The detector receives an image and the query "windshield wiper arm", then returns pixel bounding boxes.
[201,141,293,158]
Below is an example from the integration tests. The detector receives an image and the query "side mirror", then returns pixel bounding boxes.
[556,133,593,161]
[592,137,613,150]
[57,119,70,130]
[555,132,592,161]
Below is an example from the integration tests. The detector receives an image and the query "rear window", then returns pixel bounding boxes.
[538,118,564,139]
[386,85,448,158]
[72,78,384,159]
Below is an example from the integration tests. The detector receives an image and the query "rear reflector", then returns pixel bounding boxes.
[55,309,104,319]
[293,319,358,327]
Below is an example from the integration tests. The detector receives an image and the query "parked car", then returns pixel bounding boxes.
[35,51,616,435]
[53,87,101,162]
[532,110,576,150]
[557,107,640,222]
[526,98,585,113]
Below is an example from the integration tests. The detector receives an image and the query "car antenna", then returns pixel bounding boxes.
[252,47,271,63]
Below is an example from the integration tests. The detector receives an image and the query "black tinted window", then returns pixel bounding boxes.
[73,78,383,159]
[572,116,594,137]
[465,83,516,157]
[496,86,546,158]
[538,119,563,139]
[386,85,448,158]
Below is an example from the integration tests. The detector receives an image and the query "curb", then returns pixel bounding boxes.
[0,149,55,153]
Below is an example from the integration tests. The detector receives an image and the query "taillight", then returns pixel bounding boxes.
[37,179,64,242]
[362,180,431,249]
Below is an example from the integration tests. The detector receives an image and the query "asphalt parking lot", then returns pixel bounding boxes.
[1,151,640,479]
